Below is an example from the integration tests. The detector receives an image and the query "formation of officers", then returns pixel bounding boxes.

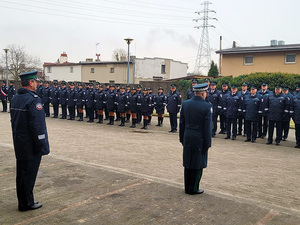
[2,78,300,148]
[28,80,182,132]
[187,78,300,148]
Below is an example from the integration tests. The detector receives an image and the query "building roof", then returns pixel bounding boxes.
[216,44,300,55]
[43,62,80,67]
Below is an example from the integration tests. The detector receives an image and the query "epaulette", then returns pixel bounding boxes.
[29,92,39,98]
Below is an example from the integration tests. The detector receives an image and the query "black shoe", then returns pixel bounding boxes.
[171,130,177,133]
[266,141,272,145]
[251,140,256,143]
[282,137,287,141]
[219,130,224,134]
[186,189,204,195]
[244,139,251,142]
[261,135,266,139]
[275,142,280,146]
[225,136,230,139]
[130,125,136,128]
[243,134,246,137]
[237,132,242,136]
[169,130,174,132]
[87,120,93,123]
[294,145,300,148]
[232,137,236,140]
[19,203,43,212]
[78,118,83,121]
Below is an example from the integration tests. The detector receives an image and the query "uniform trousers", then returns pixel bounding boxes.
[137,108,142,123]
[295,123,300,146]
[212,114,218,135]
[245,120,257,141]
[268,120,282,143]
[219,114,226,132]
[282,119,291,139]
[53,104,59,117]
[169,113,178,131]
[68,105,75,119]
[16,156,41,209]
[258,116,268,137]
[61,104,67,119]
[184,168,203,194]
[43,103,50,117]
[238,114,245,134]
[2,99,7,112]
[226,117,237,138]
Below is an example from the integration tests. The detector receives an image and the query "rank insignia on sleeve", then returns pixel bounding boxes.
[36,103,43,110]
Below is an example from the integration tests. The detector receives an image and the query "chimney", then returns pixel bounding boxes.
[95,54,100,61]
[232,41,236,48]
[60,52,68,63]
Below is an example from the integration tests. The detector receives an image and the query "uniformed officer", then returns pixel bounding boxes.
[116,86,129,126]
[1,81,8,112]
[36,80,44,98]
[140,88,152,129]
[129,87,140,128]
[84,82,90,118]
[103,83,110,120]
[10,71,50,211]
[206,81,222,137]
[219,82,230,134]
[167,84,182,133]
[136,84,142,124]
[224,85,241,140]
[237,82,250,135]
[125,85,132,122]
[265,85,289,145]
[95,84,107,124]
[94,82,100,119]
[187,79,198,99]
[115,84,121,121]
[42,81,51,117]
[147,88,155,125]
[291,92,300,148]
[243,85,262,143]
[179,83,212,195]
[282,86,293,141]
[86,83,96,123]
[50,81,60,118]
[293,84,300,96]
[8,81,17,103]
[59,81,68,119]
[106,84,117,125]
[154,87,167,127]
[257,83,273,138]
[75,82,85,121]
[67,82,76,120]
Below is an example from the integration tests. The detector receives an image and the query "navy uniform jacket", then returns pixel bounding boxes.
[95,90,107,110]
[140,93,152,113]
[36,85,44,98]
[75,88,85,108]
[167,91,182,114]
[116,92,129,112]
[10,88,50,160]
[187,87,194,100]
[59,87,68,105]
[206,89,222,115]
[107,90,117,111]
[219,89,230,115]
[129,92,140,113]
[1,85,8,100]
[293,90,300,96]
[42,86,51,104]
[265,93,289,121]
[8,85,16,102]
[179,96,212,170]
[148,92,155,114]
[292,94,300,124]
[283,92,293,122]
[67,88,76,106]
[257,89,273,116]
[223,92,241,119]
[86,89,95,108]
[154,93,167,114]
[51,87,60,105]
[243,94,262,121]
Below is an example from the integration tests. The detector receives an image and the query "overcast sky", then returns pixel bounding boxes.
[1,0,299,73]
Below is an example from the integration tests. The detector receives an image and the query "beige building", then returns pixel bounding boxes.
[216,42,300,77]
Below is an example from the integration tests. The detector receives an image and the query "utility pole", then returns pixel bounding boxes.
[193,1,217,75]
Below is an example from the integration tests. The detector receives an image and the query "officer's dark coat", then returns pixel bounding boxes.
[219,89,230,115]
[266,93,289,121]
[59,87,68,105]
[206,89,222,115]
[116,92,129,113]
[86,88,95,108]
[107,90,117,111]
[179,96,212,170]
[8,85,16,102]
[292,93,300,124]
[0,85,8,100]
[258,89,273,116]
[10,88,50,160]
[243,93,262,121]
[187,87,194,100]
[154,92,167,114]
[51,87,60,105]
[224,92,241,118]
[140,93,152,115]
[167,90,182,114]
[67,88,76,106]
[95,89,107,110]
[129,92,140,113]
[75,88,85,108]
[42,86,51,104]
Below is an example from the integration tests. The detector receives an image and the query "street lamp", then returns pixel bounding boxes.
[124,38,133,85]
[3,49,9,87]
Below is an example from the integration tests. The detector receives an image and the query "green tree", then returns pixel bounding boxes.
[208,60,219,77]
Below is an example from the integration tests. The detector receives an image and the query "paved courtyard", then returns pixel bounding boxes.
[0,109,300,224]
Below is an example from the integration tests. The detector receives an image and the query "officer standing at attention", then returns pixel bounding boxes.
[140,88,152,129]
[291,92,300,148]
[50,81,60,118]
[179,83,212,195]
[293,84,300,96]
[282,86,293,141]
[219,82,230,134]
[147,88,155,125]
[187,79,198,99]
[8,81,17,104]
[59,81,68,119]
[129,87,140,128]
[243,85,262,143]
[116,86,129,126]
[86,83,96,123]
[265,85,289,145]
[1,81,8,112]
[36,80,44,98]
[237,82,250,136]
[125,85,132,122]
[75,82,85,121]
[103,83,110,120]
[106,84,117,125]
[167,84,182,133]
[67,82,76,120]
[10,71,50,211]
[42,81,51,117]
[95,84,107,124]
[136,84,142,124]
[154,87,167,127]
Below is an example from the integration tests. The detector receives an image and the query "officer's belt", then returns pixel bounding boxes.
[185,124,202,130]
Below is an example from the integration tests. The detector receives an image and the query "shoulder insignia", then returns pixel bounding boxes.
[36,103,43,110]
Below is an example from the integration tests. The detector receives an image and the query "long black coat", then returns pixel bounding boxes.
[180,96,212,170]
[10,88,50,160]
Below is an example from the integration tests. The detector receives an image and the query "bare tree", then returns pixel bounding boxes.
[1,44,41,80]
[112,48,127,61]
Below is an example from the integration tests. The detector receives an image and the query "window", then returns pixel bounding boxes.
[244,56,253,65]
[285,54,296,64]
[109,80,115,84]
[91,68,95,73]
[47,67,52,73]
[110,67,114,73]
[161,65,166,74]
[70,67,73,73]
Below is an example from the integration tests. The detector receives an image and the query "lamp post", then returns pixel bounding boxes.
[124,38,133,85]
[3,49,9,87]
